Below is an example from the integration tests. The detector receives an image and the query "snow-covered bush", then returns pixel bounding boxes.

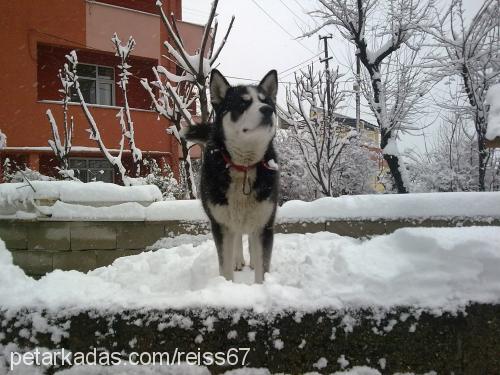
[275,129,379,202]
[334,139,378,195]
[3,159,55,183]
[408,120,500,192]
[142,158,182,200]
[275,130,318,203]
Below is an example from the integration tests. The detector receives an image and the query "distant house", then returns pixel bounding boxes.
[0,0,203,184]
[330,112,380,146]
[277,107,380,146]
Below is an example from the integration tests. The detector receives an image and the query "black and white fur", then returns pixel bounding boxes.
[181,69,279,284]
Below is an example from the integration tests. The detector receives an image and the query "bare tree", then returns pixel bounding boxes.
[283,64,359,196]
[423,0,500,191]
[307,0,432,193]
[141,0,234,199]
[60,35,143,186]
[112,33,143,177]
[408,114,500,192]
[46,65,75,180]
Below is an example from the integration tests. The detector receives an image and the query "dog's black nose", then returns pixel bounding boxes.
[260,105,274,118]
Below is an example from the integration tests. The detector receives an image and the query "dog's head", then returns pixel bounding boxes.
[210,69,278,155]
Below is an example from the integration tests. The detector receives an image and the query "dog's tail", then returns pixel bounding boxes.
[180,124,211,144]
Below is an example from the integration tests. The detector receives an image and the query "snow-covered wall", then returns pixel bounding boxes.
[0,181,163,217]
[1,189,499,221]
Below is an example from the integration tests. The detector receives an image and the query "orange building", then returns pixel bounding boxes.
[0,0,200,183]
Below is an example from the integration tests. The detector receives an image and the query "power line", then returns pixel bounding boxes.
[279,52,322,75]
[278,0,308,27]
[249,0,316,55]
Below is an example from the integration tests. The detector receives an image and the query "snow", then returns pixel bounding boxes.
[382,137,400,156]
[1,227,500,313]
[337,355,350,369]
[0,182,162,215]
[486,83,500,140]
[2,191,498,221]
[278,192,500,221]
[312,357,328,369]
[0,129,6,149]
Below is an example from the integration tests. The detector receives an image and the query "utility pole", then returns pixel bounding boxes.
[355,55,361,131]
[319,34,333,118]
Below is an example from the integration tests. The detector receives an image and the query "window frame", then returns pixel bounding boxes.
[69,157,115,183]
[73,63,116,106]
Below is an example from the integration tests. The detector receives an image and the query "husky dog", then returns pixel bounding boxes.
[181,69,279,284]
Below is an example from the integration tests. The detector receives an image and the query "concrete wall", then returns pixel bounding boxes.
[1,304,499,374]
[2,217,499,277]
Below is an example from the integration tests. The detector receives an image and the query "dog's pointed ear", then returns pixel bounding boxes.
[210,69,230,105]
[258,70,278,101]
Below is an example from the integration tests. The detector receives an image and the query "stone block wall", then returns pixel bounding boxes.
[1,304,499,374]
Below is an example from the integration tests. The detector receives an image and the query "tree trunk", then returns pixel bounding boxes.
[477,134,487,192]
[381,129,409,194]
[180,139,196,199]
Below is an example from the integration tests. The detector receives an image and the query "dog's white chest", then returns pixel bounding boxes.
[208,169,274,233]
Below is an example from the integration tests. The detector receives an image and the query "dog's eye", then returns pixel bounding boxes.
[239,98,252,107]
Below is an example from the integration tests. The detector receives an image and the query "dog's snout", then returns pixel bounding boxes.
[259,105,274,118]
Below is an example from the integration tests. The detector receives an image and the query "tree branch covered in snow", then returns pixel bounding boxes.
[308,0,433,193]
[408,115,500,192]
[141,0,235,199]
[61,41,142,186]
[422,0,500,191]
[45,64,75,180]
[112,33,143,176]
[283,65,374,197]
[0,130,6,150]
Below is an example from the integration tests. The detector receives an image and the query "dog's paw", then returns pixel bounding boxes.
[234,260,245,271]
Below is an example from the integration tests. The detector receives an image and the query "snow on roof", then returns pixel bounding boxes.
[1,227,499,313]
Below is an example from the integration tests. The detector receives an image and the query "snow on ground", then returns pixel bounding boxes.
[4,191,499,221]
[1,227,500,313]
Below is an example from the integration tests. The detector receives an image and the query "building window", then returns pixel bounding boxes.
[71,64,115,106]
[69,158,115,183]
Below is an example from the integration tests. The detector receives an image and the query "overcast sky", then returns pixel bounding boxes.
[182,0,484,155]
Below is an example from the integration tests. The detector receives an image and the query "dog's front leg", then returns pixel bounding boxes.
[250,225,274,284]
[233,234,245,271]
[211,222,235,281]
[221,228,237,281]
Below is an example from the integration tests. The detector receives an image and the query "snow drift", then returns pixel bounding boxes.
[1,227,499,313]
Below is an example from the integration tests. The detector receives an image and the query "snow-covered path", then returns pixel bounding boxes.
[1,227,500,314]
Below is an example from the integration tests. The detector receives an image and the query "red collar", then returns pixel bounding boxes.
[221,151,275,172]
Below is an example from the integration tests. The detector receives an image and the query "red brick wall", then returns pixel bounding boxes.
[95,0,182,18]
[37,43,157,110]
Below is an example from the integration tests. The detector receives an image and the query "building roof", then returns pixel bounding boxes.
[276,106,379,132]
[332,112,378,131]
